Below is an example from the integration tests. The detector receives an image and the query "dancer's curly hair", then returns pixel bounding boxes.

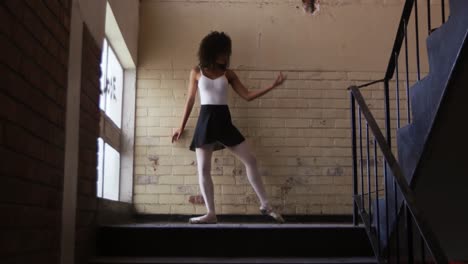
[197,31,232,69]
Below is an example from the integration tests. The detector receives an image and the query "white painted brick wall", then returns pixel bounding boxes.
[133,69,391,215]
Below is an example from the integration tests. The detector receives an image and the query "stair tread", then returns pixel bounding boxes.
[100,223,358,229]
[397,124,422,183]
[89,256,378,264]
[409,76,434,126]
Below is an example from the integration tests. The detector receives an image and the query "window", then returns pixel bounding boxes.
[97,39,124,201]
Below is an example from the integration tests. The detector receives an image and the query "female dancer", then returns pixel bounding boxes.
[172,31,286,224]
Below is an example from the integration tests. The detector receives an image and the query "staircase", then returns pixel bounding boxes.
[349,0,468,263]
[89,221,377,264]
[374,0,468,251]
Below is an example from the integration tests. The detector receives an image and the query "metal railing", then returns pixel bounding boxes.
[350,86,448,264]
[349,0,449,263]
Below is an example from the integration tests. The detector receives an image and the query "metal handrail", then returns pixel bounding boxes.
[358,0,447,89]
[385,0,416,81]
[349,86,449,264]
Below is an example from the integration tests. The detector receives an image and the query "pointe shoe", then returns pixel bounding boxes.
[188,216,217,224]
[260,206,285,223]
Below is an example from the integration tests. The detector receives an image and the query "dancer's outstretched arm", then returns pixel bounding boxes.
[227,70,286,101]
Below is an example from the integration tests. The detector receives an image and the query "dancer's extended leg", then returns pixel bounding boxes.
[226,141,284,223]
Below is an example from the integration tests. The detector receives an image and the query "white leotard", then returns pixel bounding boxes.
[198,66,229,105]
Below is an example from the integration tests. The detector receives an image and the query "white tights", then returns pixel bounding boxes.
[192,141,271,221]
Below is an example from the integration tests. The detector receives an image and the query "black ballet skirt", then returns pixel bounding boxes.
[190,104,245,151]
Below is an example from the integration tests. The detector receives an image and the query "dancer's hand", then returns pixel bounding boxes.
[172,128,183,143]
[272,72,286,88]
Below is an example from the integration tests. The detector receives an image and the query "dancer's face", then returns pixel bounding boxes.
[213,53,229,70]
[215,53,229,65]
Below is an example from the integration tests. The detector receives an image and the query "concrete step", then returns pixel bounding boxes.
[96,223,374,258]
[397,124,423,183]
[89,256,378,264]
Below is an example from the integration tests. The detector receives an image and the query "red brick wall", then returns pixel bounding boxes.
[0,0,71,263]
[75,24,101,263]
